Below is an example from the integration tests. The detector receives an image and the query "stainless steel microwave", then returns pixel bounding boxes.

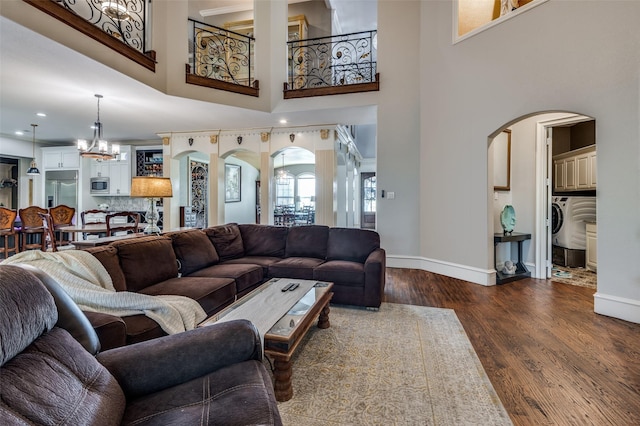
[90,177,110,194]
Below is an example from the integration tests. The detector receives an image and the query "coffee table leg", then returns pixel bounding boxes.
[318,303,331,329]
[273,357,293,402]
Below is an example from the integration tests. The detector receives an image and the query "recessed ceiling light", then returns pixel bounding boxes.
[36,112,46,117]
[15,131,24,136]
[279,119,287,124]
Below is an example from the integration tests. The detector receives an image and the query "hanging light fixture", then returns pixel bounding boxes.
[276,153,290,185]
[77,94,120,161]
[26,124,40,176]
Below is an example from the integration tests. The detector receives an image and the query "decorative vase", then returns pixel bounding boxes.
[500,205,516,234]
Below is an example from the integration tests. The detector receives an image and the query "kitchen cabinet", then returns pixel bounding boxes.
[586,222,597,272]
[553,145,596,192]
[42,147,80,169]
[89,146,132,196]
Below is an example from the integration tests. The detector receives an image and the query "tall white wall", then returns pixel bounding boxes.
[410,1,640,321]
[376,0,421,258]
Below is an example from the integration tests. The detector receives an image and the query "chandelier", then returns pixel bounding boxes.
[77,94,120,161]
[276,153,291,185]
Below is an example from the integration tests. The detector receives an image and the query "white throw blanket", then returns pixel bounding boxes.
[2,250,206,335]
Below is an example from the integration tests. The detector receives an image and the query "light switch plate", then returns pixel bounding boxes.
[387,191,395,199]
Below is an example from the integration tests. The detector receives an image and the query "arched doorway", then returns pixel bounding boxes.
[223,149,261,225]
[489,112,597,288]
[273,147,315,227]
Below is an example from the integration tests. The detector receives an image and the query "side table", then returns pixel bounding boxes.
[494,232,531,284]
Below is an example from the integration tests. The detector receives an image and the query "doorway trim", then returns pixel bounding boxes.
[534,113,593,279]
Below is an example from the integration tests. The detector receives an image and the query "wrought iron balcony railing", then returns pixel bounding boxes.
[285,30,378,97]
[50,0,147,52]
[187,19,256,95]
[24,0,154,70]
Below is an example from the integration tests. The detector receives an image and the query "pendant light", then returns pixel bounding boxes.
[276,153,290,185]
[77,94,120,161]
[26,123,40,176]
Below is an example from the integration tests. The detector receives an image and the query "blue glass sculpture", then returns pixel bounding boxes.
[500,205,516,234]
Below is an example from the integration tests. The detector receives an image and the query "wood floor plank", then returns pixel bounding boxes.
[383,268,640,425]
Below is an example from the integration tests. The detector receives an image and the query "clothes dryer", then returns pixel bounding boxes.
[551,196,596,250]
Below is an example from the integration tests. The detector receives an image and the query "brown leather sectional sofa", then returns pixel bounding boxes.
[84,223,386,350]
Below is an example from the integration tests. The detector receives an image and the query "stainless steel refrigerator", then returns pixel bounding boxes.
[45,170,77,208]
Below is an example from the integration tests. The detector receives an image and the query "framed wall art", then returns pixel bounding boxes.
[493,129,511,191]
[225,164,241,202]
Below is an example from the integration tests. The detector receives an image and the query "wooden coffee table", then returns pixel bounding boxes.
[200,278,333,401]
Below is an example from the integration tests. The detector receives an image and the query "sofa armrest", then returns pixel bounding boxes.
[364,247,386,308]
[96,319,262,398]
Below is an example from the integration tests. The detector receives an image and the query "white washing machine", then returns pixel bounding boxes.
[551,196,596,250]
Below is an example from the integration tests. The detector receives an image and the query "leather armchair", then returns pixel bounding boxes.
[0,264,282,426]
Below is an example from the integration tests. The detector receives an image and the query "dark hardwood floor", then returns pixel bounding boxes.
[383,268,640,425]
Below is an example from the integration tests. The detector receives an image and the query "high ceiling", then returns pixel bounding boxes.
[0,0,377,155]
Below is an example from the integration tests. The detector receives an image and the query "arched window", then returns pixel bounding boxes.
[296,172,315,208]
[275,171,295,207]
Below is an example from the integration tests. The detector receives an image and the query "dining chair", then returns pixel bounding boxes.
[18,206,47,251]
[81,209,107,240]
[49,204,75,246]
[38,212,75,252]
[0,207,19,258]
[105,211,140,236]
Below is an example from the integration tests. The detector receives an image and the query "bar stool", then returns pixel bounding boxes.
[0,207,19,258]
[18,206,47,251]
[49,204,76,245]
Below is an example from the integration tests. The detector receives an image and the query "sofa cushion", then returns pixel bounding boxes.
[122,360,279,426]
[188,263,263,294]
[138,276,236,317]
[85,245,127,292]
[112,236,179,292]
[313,260,366,287]
[284,225,329,259]
[205,223,245,261]
[169,229,219,275]
[0,265,58,365]
[1,328,125,426]
[269,257,325,280]
[326,228,380,263]
[122,315,169,345]
[82,311,127,351]
[222,256,283,276]
[239,224,288,257]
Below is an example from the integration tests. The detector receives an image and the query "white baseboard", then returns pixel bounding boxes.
[594,292,640,324]
[386,255,497,286]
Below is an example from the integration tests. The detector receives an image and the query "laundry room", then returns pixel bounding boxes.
[491,113,597,289]
[550,120,597,288]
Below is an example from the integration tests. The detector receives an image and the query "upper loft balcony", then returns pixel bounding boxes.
[21,0,378,100]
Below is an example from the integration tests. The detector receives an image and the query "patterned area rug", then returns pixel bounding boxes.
[271,303,513,425]
[551,266,597,289]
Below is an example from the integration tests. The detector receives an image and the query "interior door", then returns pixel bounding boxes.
[361,172,376,229]
[545,127,553,278]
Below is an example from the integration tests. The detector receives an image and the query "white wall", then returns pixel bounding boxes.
[1,136,43,208]
[407,1,639,321]
[376,0,421,258]
[224,156,258,224]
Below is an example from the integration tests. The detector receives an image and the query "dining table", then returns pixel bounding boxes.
[58,223,147,243]
[67,226,197,248]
